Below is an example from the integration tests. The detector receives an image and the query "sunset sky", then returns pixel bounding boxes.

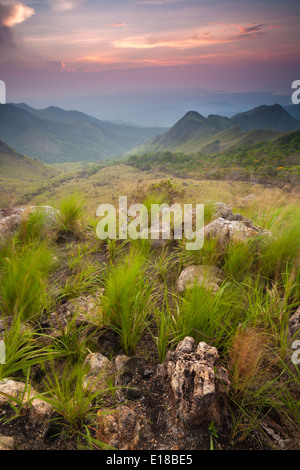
[0,0,299,125]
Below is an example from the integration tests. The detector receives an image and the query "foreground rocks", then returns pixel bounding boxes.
[176,265,224,294]
[203,201,271,249]
[0,434,14,450]
[0,205,60,242]
[97,406,141,450]
[157,337,230,429]
[0,379,53,425]
[83,352,114,392]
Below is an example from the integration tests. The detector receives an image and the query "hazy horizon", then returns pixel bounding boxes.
[0,0,299,126]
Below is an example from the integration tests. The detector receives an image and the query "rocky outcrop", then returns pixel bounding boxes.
[157,337,230,429]
[205,216,269,248]
[176,265,224,294]
[202,200,271,249]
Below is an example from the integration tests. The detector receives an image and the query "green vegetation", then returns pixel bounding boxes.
[57,193,84,233]
[127,130,300,184]
[101,250,153,355]
[0,104,166,163]
[0,160,300,450]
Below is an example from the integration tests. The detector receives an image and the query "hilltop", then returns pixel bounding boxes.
[131,104,300,155]
[0,104,167,164]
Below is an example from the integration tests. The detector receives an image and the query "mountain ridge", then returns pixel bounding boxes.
[131,104,300,155]
[0,104,168,164]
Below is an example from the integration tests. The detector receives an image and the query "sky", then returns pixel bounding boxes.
[0,0,299,125]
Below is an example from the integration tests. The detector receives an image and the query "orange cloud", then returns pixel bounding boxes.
[107,23,126,28]
[0,2,34,27]
[113,23,269,50]
[75,56,122,64]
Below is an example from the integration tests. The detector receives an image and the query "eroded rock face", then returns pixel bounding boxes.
[97,406,140,450]
[157,337,230,429]
[176,265,224,294]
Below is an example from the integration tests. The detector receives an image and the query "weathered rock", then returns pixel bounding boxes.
[29,398,53,425]
[0,435,14,450]
[205,216,269,248]
[0,379,30,406]
[213,202,234,220]
[0,379,53,424]
[82,352,114,392]
[0,207,26,241]
[0,205,59,242]
[157,337,230,429]
[176,265,224,294]
[97,406,140,450]
[114,355,132,372]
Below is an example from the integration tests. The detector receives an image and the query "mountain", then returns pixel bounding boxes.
[284,104,300,122]
[230,104,300,132]
[0,139,57,179]
[131,104,300,155]
[0,104,167,164]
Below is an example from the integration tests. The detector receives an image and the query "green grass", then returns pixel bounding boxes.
[0,237,55,321]
[101,250,153,355]
[57,193,85,233]
[40,362,109,435]
[0,315,60,381]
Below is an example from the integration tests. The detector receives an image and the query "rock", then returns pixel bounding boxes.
[39,291,104,346]
[157,337,230,429]
[213,202,234,220]
[289,307,300,341]
[176,265,224,294]
[97,406,140,450]
[0,379,30,406]
[0,207,24,241]
[0,435,14,450]
[0,379,53,425]
[0,205,59,242]
[205,216,270,248]
[82,352,114,392]
[114,355,132,372]
[29,398,53,425]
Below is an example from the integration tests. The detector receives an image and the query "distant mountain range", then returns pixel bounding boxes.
[131,104,300,155]
[0,102,300,164]
[0,103,167,164]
